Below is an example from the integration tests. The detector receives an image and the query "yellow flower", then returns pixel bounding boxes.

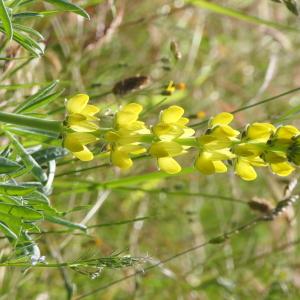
[233,123,275,181]
[151,105,194,174]
[153,105,195,141]
[66,94,100,132]
[106,103,150,170]
[64,132,98,161]
[195,112,238,175]
[149,141,183,174]
[263,125,298,176]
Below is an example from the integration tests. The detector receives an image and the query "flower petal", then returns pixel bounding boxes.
[149,141,183,158]
[161,106,184,123]
[235,159,257,181]
[246,123,275,141]
[66,94,89,114]
[275,125,299,140]
[111,150,133,169]
[64,132,97,152]
[157,157,181,174]
[152,123,184,140]
[213,161,227,173]
[195,152,215,175]
[73,146,94,161]
[270,162,295,177]
[210,112,233,127]
[69,121,99,132]
[81,104,100,117]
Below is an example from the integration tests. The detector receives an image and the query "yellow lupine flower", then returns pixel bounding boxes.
[64,132,98,161]
[66,94,100,132]
[149,141,183,174]
[107,103,150,170]
[233,123,275,180]
[151,106,194,174]
[195,112,238,175]
[153,105,195,141]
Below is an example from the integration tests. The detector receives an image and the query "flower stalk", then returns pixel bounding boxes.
[0,111,62,136]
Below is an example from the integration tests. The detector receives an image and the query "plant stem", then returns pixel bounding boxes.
[0,111,62,136]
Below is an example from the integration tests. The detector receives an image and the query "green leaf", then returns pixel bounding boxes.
[32,147,68,165]
[0,157,21,174]
[18,90,63,114]
[0,221,18,240]
[188,0,298,32]
[7,132,47,183]
[14,80,59,113]
[0,184,36,196]
[43,0,90,19]
[0,203,43,220]
[45,215,87,231]
[0,0,13,40]
[0,212,22,235]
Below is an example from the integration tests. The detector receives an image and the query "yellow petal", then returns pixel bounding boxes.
[152,123,183,139]
[211,125,240,138]
[276,125,299,140]
[66,94,89,114]
[121,103,143,114]
[213,161,227,173]
[270,162,295,177]
[234,143,262,157]
[149,141,183,158]
[73,146,94,161]
[195,152,215,175]
[111,150,133,169]
[81,104,100,117]
[210,112,233,127]
[246,123,275,141]
[157,157,181,174]
[64,132,97,151]
[69,121,99,132]
[176,117,189,126]
[161,106,184,123]
[116,111,139,126]
[264,151,286,163]
[235,159,257,181]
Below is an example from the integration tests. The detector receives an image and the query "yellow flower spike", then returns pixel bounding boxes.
[161,105,184,123]
[246,123,275,142]
[235,158,257,181]
[210,112,234,127]
[270,162,295,177]
[158,157,181,174]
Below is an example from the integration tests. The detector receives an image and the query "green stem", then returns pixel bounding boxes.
[0,111,62,135]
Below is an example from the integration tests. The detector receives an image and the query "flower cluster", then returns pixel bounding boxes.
[62,97,300,181]
[64,94,99,161]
